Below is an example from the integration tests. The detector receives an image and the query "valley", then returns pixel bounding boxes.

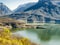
[0,0,60,45]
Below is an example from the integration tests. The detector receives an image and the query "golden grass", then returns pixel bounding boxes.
[0,27,38,45]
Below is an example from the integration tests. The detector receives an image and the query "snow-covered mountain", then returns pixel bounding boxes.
[14,2,36,12]
[0,3,12,16]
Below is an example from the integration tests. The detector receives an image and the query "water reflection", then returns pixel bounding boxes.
[13,24,60,45]
[39,30,51,41]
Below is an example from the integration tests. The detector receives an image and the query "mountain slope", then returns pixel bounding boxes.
[14,3,36,12]
[57,2,60,5]
[24,0,60,19]
[4,0,60,24]
[0,3,12,16]
[24,0,52,11]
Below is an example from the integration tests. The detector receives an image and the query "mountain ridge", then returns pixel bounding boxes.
[0,3,12,16]
[14,2,36,12]
[1,0,60,24]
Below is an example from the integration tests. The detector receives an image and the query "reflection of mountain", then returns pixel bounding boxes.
[0,3,12,16]
[14,3,36,12]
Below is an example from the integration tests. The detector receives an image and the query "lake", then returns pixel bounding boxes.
[13,24,60,45]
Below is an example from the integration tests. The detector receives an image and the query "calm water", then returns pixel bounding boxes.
[13,24,60,45]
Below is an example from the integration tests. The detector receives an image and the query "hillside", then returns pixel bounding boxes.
[0,3,12,16]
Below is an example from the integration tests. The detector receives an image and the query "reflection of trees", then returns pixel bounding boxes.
[38,29,51,41]
[37,25,60,41]
[27,24,60,41]
[30,24,60,41]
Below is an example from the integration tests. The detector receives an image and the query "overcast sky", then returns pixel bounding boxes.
[0,0,38,10]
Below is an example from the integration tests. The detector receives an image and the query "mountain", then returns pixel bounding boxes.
[56,2,60,6]
[24,0,60,23]
[0,3,12,16]
[4,0,60,24]
[14,0,60,17]
[24,0,52,11]
[14,3,36,12]
[57,2,60,5]
[24,0,59,14]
